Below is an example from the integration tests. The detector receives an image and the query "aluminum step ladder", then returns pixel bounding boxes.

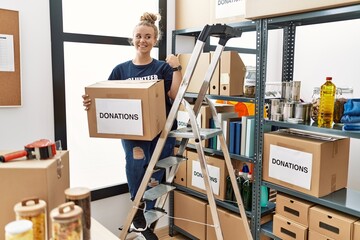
[119,24,253,240]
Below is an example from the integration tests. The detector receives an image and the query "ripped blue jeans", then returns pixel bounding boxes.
[121,136,175,210]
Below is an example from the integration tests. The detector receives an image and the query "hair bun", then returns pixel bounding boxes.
[140,12,160,24]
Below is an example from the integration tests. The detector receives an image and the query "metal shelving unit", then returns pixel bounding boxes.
[257,4,360,239]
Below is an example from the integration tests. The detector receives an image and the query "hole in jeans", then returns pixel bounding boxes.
[133,146,145,160]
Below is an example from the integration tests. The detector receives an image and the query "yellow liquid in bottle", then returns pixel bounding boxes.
[318,77,336,128]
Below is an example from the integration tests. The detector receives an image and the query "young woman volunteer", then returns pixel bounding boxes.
[83,12,182,240]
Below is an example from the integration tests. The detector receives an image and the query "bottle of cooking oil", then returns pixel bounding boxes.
[318,77,336,127]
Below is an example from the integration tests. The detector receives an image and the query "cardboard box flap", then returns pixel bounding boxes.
[86,80,160,89]
[280,128,347,142]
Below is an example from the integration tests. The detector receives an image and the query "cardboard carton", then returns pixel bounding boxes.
[273,214,308,240]
[174,190,207,240]
[309,205,358,240]
[276,192,314,227]
[210,0,247,25]
[173,147,187,187]
[308,230,335,240]
[245,0,360,20]
[263,130,350,197]
[85,80,166,141]
[0,150,70,240]
[354,220,360,240]
[186,150,228,200]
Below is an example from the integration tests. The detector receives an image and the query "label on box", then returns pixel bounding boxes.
[95,98,143,135]
[215,0,245,19]
[191,160,220,195]
[269,144,312,189]
[177,110,202,129]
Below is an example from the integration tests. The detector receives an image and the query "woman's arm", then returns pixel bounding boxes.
[166,54,182,100]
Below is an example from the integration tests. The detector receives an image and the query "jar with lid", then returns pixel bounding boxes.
[5,220,33,240]
[334,87,353,123]
[65,187,91,240]
[50,202,83,240]
[311,87,320,122]
[243,66,256,98]
[14,197,47,240]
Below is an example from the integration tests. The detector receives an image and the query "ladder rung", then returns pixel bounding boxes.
[156,156,187,169]
[144,209,167,226]
[143,184,176,201]
[168,127,222,140]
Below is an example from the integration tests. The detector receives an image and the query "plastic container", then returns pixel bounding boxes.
[50,202,83,240]
[334,87,353,123]
[14,197,47,240]
[65,187,91,240]
[318,77,336,127]
[260,186,269,207]
[5,220,33,240]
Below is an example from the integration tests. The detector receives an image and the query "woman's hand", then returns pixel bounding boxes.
[166,54,181,69]
[82,94,92,111]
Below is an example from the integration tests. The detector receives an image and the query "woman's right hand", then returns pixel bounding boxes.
[82,94,92,111]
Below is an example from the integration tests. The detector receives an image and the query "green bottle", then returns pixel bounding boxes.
[225,171,235,203]
[318,77,336,128]
[242,172,252,211]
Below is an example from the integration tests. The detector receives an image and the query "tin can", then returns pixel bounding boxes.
[14,197,47,240]
[291,81,301,102]
[294,102,312,122]
[283,102,294,121]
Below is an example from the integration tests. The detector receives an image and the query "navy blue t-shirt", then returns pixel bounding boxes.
[108,59,177,129]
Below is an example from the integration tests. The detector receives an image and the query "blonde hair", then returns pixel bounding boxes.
[131,12,161,44]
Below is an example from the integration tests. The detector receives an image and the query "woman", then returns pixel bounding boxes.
[83,12,182,240]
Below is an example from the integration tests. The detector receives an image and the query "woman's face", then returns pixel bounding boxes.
[133,25,157,55]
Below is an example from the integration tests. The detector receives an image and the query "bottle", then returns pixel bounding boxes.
[242,172,252,211]
[235,170,245,205]
[225,172,235,204]
[260,185,269,207]
[318,77,336,127]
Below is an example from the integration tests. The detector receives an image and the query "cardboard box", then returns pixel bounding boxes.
[219,51,246,96]
[206,205,248,240]
[173,147,187,187]
[263,130,350,197]
[85,80,166,141]
[210,0,247,25]
[309,230,335,240]
[273,214,308,240]
[186,150,228,200]
[0,150,70,240]
[353,220,360,240]
[276,192,314,226]
[245,0,360,20]
[174,190,207,240]
[179,53,219,95]
[175,0,210,30]
[309,205,358,240]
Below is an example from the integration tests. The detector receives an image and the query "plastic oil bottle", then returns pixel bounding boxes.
[242,171,253,211]
[318,77,336,128]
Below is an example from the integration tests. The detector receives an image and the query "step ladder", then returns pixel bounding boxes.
[119,24,253,240]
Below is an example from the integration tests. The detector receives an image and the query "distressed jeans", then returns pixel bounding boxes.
[121,135,176,210]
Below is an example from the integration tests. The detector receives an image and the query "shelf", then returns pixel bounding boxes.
[263,181,360,218]
[261,220,281,240]
[184,92,255,103]
[266,120,360,139]
[174,184,275,218]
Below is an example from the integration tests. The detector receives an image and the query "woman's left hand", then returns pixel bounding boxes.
[165,54,181,68]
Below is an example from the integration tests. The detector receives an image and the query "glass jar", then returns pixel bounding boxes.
[243,66,256,98]
[50,202,83,240]
[14,198,47,240]
[311,87,320,122]
[5,220,33,240]
[334,87,353,123]
[65,187,91,240]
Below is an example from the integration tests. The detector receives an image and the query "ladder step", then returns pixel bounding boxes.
[168,127,222,140]
[144,209,167,226]
[156,156,187,169]
[143,184,176,201]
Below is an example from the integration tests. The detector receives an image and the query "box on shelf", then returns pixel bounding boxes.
[309,205,359,240]
[354,220,360,240]
[179,53,219,94]
[219,51,246,96]
[0,150,70,240]
[186,150,228,200]
[174,190,207,240]
[273,214,308,240]
[175,0,210,30]
[308,230,335,240]
[210,0,247,25]
[85,80,166,141]
[245,0,360,20]
[173,147,187,187]
[276,192,314,227]
[263,129,350,197]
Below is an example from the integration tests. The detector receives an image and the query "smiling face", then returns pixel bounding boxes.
[133,25,157,55]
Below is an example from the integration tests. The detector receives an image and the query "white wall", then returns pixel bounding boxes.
[0,0,54,149]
